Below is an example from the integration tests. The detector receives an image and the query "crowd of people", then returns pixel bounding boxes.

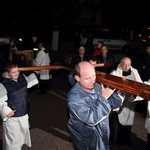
[0,33,150,150]
[67,40,150,150]
[0,33,53,150]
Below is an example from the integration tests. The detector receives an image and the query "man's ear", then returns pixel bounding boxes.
[75,75,80,82]
[5,72,8,76]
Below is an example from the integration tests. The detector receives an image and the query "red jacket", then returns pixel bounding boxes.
[93,49,101,56]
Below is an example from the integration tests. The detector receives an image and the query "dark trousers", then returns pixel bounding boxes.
[39,79,52,93]
[147,133,150,150]
[117,123,132,145]
[109,112,119,144]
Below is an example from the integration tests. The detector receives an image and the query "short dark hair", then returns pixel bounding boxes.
[32,33,38,37]
[101,44,108,48]
[88,55,97,62]
[74,63,81,77]
[98,41,104,45]
[5,62,18,72]
[9,38,15,43]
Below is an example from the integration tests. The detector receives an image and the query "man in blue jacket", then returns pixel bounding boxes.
[67,61,125,150]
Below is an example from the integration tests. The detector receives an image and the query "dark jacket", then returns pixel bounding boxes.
[143,54,150,81]
[96,53,115,73]
[1,74,29,117]
[70,54,89,65]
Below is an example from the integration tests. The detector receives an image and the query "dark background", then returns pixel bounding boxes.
[0,0,149,36]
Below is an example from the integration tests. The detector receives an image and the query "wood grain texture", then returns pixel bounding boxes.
[18,64,150,99]
[96,72,150,100]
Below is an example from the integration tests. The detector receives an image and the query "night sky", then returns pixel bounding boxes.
[103,0,150,31]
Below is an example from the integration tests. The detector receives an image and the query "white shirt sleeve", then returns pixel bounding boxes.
[0,83,12,121]
[23,73,39,88]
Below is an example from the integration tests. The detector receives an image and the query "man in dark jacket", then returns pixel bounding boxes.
[142,44,150,81]
[0,62,39,150]
[68,45,88,86]
[96,44,115,73]
[70,45,89,65]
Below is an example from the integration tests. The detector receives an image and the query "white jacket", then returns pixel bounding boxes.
[144,80,150,133]
[111,64,143,125]
[32,48,51,80]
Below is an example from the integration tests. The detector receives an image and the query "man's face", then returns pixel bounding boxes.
[7,67,19,80]
[32,36,38,42]
[97,42,102,49]
[101,46,108,54]
[121,59,131,72]
[78,46,85,55]
[146,46,150,53]
[76,65,96,92]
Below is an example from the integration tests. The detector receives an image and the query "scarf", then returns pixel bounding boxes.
[122,69,131,76]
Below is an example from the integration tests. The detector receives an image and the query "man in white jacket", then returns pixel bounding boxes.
[144,79,150,150]
[32,42,52,94]
[109,56,143,146]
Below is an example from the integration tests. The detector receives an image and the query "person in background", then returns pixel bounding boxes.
[93,41,104,57]
[96,44,115,73]
[88,54,112,73]
[67,61,125,150]
[143,79,150,150]
[7,38,28,69]
[85,32,93,55]
[68,45,89,87]
[88,55,97,67]
[0,62,39,150]
[27,33,39,58]
[18,53,27,67]
[8,38,19,64]
[32,42,52,94]
[70,45,89,65]
[110,56,143,146]
[142,44,150,81]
